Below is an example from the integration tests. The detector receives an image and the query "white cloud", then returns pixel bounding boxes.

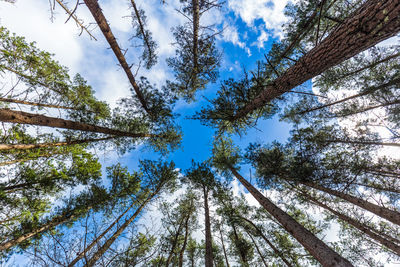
[255,29,269,48]
[222,22,246,48]
[228,0,295,38]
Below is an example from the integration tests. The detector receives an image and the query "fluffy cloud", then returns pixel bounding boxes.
[228,0,295,38]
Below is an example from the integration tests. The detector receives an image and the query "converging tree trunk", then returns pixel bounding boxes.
[233,0,400,121]
[246,232,268,267]
[304,192,400,256]
[85,192,154,267]
[83,0,151,115]
[302,181,400,226]
[203,186,213,267]
[227,164,353,267]
[0,136,115,151]
[239,215,293,267]
[68,199,138,267]
[0,109,154,138]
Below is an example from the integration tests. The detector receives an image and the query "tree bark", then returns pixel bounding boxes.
[0,109,155,138]
[203,187,214,267]
[232,223,248,266]
[0,213,75,251]
[178,214,191,267]
[0,136,115,151]
[324,139,400,148]
[83,0,151,116]
[232,0,400,121]
[165,215,187,267]
[239,215,293,267]
[85,192,154,267]
[68,199,138,267]
[0,97,75,110]
[192,0,200,72]
[302,181,400,226]
[227,165,353,267]
[306,193,400,256]
[218,225,230,267]
[130,0,154,65]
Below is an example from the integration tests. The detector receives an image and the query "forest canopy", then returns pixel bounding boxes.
[0,0,400,266]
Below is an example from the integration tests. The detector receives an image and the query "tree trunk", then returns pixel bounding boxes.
[227,165,353,267]
[130,0,153,65]
[83,0,151,116]
[219,225,230,267]
[0,158,27,166]
[178,214,191,267]
[324,139,400,148]
[0,109,155,138]
[302,181,400,226]
[165,216,187,267]
[192,0,199,72]
[68,199,138,267]
[239,215,293,267]
[246,232,268,267]
[232,223,248,266]
[336,99,400,118]
[203,187,213,267]
[306,193,400,256]
[0,213,75,251]
[296,77,400,115]
[85,192,154,267]
[336,51,400,81]
[233,0,400,121]
[0,136,115,151]
[0,97,75,110]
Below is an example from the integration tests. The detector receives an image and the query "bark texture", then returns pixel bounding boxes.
[228,165,353,267]
[0,109,154,138]
[203,187,213,267]
[303,181,400,226]
[233,0,400,121]
[0,136,114,151]
[83,0,151,115]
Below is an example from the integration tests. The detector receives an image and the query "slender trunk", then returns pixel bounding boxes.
[178,214,191,267]
[192,0,199,72]
[0,213,75,251]
[336,51,400,81]
[246,232,268,267]
[306,194,400,256]
[0,109,155,138]
[130,0,153,65]
[85,192,155,267]
[219,226,230,267]
[232,223,248,266]
[165,216,187,267]
[233,0,400,121]
[0,97,75,110]
[324,139,400,148]
[336,99,400,118]
[353,182,400,194]
[239,215,293,267]
[83,0,151,116]
[227,165,352,267]
[0,136,115,151]
[296,77,400,115]
[68,199,138,267]
[302,181,400,226]
[204,187,213,267]
[0,158,26,166]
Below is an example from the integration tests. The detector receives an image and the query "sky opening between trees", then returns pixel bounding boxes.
[0,0,400,266]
